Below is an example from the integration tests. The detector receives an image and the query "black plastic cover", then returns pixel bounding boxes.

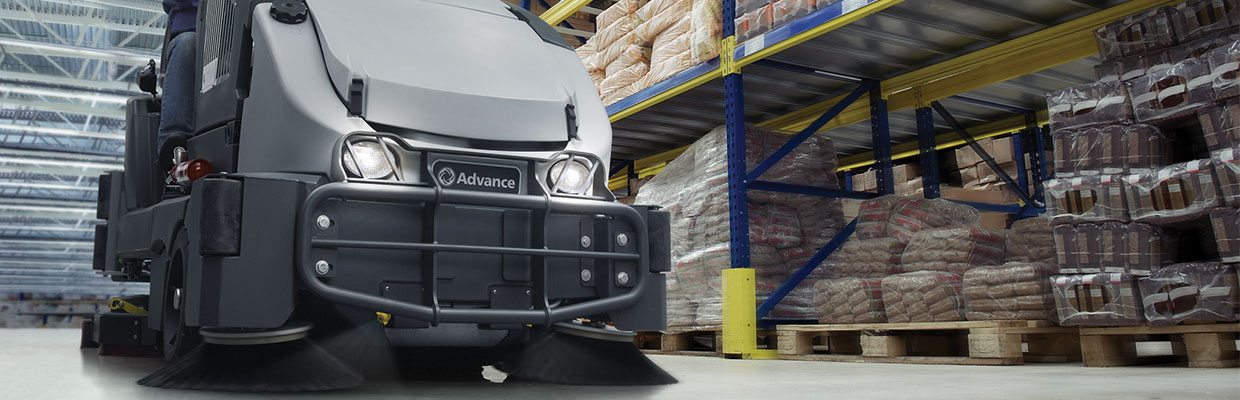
[198,179,243,256]
[646,208,671,273]
[507,4,571,50]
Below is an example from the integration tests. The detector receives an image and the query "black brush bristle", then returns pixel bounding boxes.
[498,331,677,386]
[137,339,363,392]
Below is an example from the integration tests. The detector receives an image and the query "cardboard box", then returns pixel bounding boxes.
[956,146,982,169]
[892,164,922,183]
[975,162,1020,185]
[940,186,1019,205]
[988,137,1015,165]
[979,212,1009,230]
[853,169,877,191]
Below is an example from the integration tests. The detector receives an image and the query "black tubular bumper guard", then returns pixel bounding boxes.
[297,182,651,326]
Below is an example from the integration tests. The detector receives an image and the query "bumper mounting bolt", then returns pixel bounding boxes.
[315,260,331,276]
[580,269,592,282]
[580,235,592,248]
[616,233,629,247]
[316,215,332,230]
[616,272,630,286]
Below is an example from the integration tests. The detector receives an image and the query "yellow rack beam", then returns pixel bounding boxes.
[539,0,591,26]
[758,0,1179,132]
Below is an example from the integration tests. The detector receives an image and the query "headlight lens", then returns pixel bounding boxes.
[548,159,592,194]
[343,140,396,180]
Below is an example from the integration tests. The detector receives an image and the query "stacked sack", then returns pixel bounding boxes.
[578,0,722,105]
[1005,217,1056,264]
[1138,262,1240,326]
[635,124,846,328]
[1052,273,1145,326]
[814,195,992,323]
[963,262,1059,321]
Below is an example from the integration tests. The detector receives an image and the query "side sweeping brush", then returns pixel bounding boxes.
[497,323,677,386]
[137,323,363,392]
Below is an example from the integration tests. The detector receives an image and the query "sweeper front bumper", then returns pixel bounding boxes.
[296,181,671,331]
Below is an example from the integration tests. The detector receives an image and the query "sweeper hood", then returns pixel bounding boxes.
[310,0,584,146]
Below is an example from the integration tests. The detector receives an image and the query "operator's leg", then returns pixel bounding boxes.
[157,31,197,171]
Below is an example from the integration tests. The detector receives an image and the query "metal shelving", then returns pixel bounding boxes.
[539,0,1176,357]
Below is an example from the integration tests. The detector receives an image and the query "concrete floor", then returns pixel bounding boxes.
[1,329,1238,400]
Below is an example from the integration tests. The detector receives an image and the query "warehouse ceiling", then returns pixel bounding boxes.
[0,0,155,296]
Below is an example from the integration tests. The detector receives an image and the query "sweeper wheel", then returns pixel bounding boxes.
[161,230,200,361]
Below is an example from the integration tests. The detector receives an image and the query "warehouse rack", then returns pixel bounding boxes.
[537,0,1181,358]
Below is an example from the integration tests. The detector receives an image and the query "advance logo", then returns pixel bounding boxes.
[432,160,521,194]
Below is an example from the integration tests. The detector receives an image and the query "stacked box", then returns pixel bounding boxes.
[1052,273,1145,326]
[1123,159,1223,224]
[734,0,829,43]
[1100,222,1179,276]
[1138,262,1240,326]
[1130,56,1214,124]
[1046,81,1134,132]
[635,124,846,328]
[1006,217,1056,264]
[1094,7,1178,61]
[1172,0,1239,43]
[963,262,1059,321]
[899,228,1006,276]
[812,277,885,324]
[1045,175,1129,224]
[881,271,967,323]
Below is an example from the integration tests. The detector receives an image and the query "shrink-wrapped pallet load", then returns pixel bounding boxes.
[1215,148,1240,206]
[1119,124,1168,173]
[1208,39,1240,100]
[1213,208,1240,263]
[1005,217,1056,264]
[1130,57,1214,123]
[1093,7,1178,61]
[899,227,1006,276]
[881,271,967,323]
[1123,158,1224,224]
[1172,0,1238,43]
[1045,175,1129,224]
[1099,222,1178,276]
[1139,262,1240,326]
[812,277,886,324]
[963,262,1059,321]
[1200,103,1239,154]
[1052,273,1145,326]
[825,238,904,279]
[635,125,845,328]
[1046,81,1134,132]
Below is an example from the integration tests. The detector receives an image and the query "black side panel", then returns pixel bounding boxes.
[645,208,671,273]
[123,98,161,210]
[197,179,243,256]
[96,173,111,220]
[92,225,108,272]
[196,0,267,134]
[187,122,239,172]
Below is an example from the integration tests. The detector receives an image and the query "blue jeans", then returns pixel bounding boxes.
[157,31,197,154]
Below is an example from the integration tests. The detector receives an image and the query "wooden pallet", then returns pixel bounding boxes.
[776,320,1080,366]
[1079,323,1240,368]
[635,328,775,357]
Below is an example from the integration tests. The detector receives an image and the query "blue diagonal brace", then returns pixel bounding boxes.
[749,180,880,200]
[747,80,876,183]
[756,219,858,319]
[931,101,1036,207]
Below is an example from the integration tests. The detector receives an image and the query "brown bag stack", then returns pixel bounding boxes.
[1052,273,1145,326]
[881,271,966,323]
[899,228,1006,276]
[1131,57,1215,124]
[1215,148,1239,206]
[964,262,1060,321]
[1046,81,1135,133]
[1207,39,1240,101]
[825,238,904,279]
[812,278,886,324]
[1006,217,1056,264]
[1123,159,1224,224]
[1100,222,1178,276]
[1213,208,1240,263]
[1120,124,1168,174]
[1199,101,1239,152]
[1045,175,1129,224]
[1139,262,1240,326]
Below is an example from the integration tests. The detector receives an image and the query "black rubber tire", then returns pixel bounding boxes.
[161,230,200,361]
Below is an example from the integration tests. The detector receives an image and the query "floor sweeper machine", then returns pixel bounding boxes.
[84,0,674,390]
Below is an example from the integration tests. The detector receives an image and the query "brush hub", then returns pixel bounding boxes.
[200,321,313,345]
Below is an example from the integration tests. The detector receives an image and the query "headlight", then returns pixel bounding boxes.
[343,140,397,180]
[548,159,592,195]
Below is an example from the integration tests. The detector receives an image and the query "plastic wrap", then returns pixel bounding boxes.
[773,0,816,26]
[1093,7,1178,61]
[1123,158,1223,224]
[1216,148,1240,206]
[813,277,886,323]
[1006,217,1056,264]
[599,62,648,103]
[1209,39,1240,100]
[1139,262,1239,326]
[1070,127,1104,175]
[597,0,645,31]
[585,31,643,72]
[856,196,906,239]
[963,262,1059,321]
[1100,222,1177,276]
[638,0,686,21]
[825,238,904,278]
[734,4,773,43]
[1052,273,1145,327]
[646,19,696,85]
[881,271,966,323]
[604,44,651,76]
[899,228,1006,275]
[1130,57,1214,123]
[1046,81,1134,132]
[1119,124,1167,174]
[1200,102,1240,153]
[1052,224,1077,272]
[885,198,981,244]
[593,15,640,56]
[1213,208,1240,263]
[575,40,597,61]
[1045,176,1129,224]
[1173,0,1238,42]
[1052,130,1075,177]
[689,0,722,62]
[634,124,845,327]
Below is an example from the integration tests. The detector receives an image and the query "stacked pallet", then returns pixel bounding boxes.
[577,0,722,105]
[635,124,847,331]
